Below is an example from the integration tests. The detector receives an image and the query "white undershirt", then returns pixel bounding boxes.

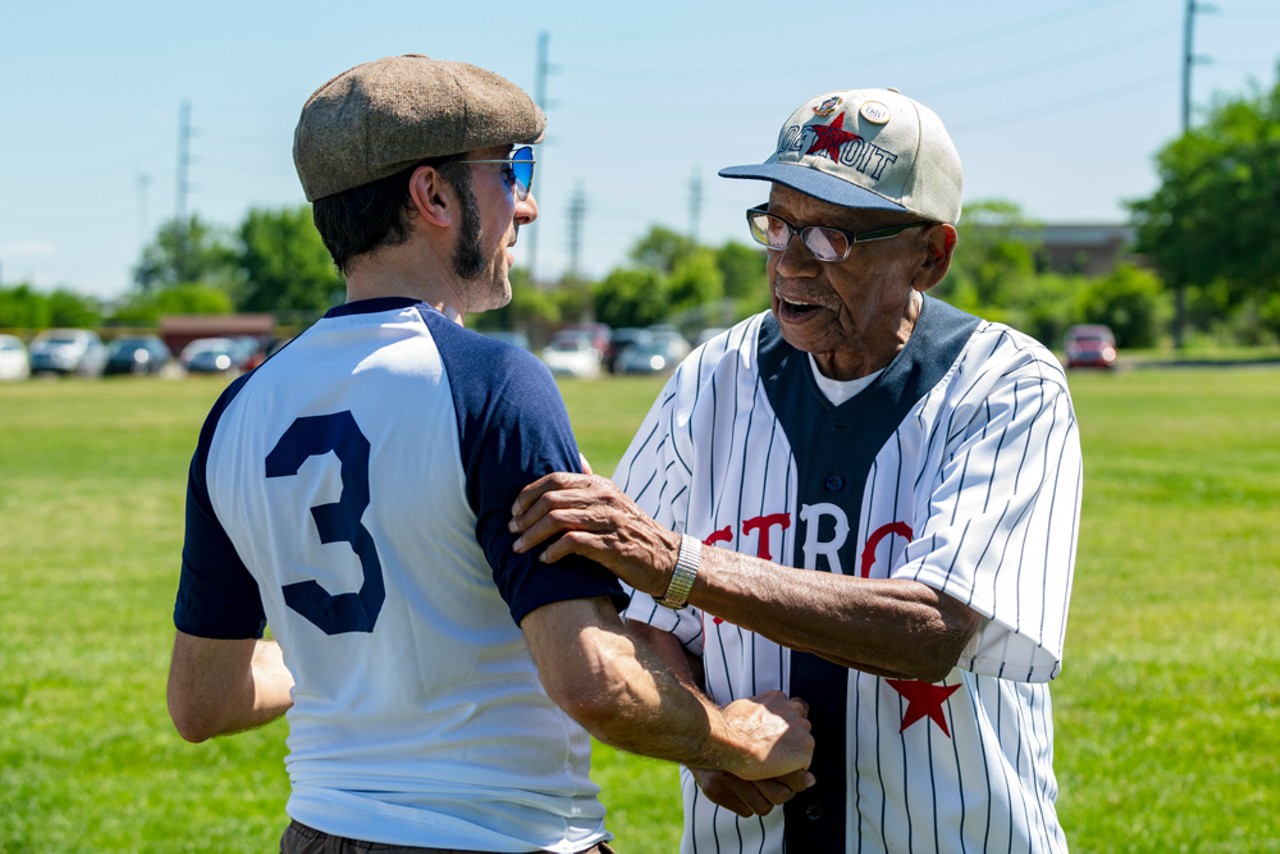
[808,355,883,405]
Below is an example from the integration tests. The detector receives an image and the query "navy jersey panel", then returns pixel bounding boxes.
[174,371,266,639]
[422,309,628,625]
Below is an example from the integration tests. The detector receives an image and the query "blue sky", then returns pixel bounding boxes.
[1,0,1277,301]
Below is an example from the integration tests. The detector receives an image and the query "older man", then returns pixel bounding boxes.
[166,55,814,854]
[512,88,1082,852]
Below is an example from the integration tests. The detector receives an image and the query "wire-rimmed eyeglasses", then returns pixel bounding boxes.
[745,205,932,262]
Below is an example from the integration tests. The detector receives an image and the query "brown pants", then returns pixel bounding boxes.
[280,820,616,854]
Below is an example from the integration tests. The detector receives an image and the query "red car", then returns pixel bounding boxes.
[1064,324,1117,369]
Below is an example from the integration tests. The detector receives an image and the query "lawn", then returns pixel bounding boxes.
[0,367,1276,852]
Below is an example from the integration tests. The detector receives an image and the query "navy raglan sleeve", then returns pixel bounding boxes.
[173,374,267,639]
[429,317,628,625]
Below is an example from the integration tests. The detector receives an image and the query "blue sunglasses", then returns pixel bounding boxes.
[463,146,535,200]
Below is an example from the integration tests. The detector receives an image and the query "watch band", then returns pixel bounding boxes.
[657,534,701,609]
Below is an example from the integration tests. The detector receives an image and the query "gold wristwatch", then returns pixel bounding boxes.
[657,534,701,609]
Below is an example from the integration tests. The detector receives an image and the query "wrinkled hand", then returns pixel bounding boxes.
[510,472,679,598]
[690,768,812,818]
[718,690,815,786]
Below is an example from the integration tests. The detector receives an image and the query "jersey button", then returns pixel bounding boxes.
[825,474,844,492]
[806,805,823,820]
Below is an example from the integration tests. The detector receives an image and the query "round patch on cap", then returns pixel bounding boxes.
[859,100,891,125]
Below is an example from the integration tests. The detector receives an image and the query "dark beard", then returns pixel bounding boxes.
[441,163,485,280]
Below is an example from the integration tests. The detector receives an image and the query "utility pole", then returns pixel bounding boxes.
[688,168,703,243]
[1176,0,1213,350]
[567,181,587,279]
[136,172,151,290]
[529,32,551,286]
[175,101,192,284]
[137,174,150,246]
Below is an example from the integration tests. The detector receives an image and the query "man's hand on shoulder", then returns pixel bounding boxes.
[510,473,679,598]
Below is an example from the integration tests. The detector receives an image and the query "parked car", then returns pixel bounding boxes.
[28,328,107,376]
[0,334,30,381]
[230,336,272,372]
[541,333,603,378]
[646,325,691,362]
[103,335,172,376]
[606,327,652,373]
[181,337,249,374]
[555,322,611,361]
[695,327,729,347]
[615,336,689,376]
[1064,324,1117,369]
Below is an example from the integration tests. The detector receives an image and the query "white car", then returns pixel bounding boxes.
[541,334,602,378]
[0,334,30,381]
[28,328,107,376]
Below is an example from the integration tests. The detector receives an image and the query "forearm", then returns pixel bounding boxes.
[690,546,980,682]
[167,632,294,743]
[628,620,705,692]
[523,598,811,781]
[509,474,980,683]
[239,639,294,727]
[560,618,739,770]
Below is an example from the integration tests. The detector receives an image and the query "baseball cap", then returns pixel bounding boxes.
[720,88,963,224]
[293,54,546,202]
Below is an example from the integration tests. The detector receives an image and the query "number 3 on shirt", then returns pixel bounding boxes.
[266,411,385,634]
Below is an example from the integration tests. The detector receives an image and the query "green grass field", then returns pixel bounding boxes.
[0,368,1276,852]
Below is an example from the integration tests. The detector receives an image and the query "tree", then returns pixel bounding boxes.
[0,285,99,329]
[628,225,698,274]
[112,283,234,324]
[1075,264,1169,349]
[593,268,669,329]
[237,206,344,312]
[667,249,724,322]
[1128,72,1280,339]
[716,241,770,317]
[0,284,52,328]
[938,199,1039,321]
[134,215,238,292]
[45,288,101,328]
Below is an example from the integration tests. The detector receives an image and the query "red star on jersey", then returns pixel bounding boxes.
[886,679,962,737]
[806,113,863,162]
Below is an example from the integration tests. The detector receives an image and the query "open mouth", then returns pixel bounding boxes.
[777,295,822,316]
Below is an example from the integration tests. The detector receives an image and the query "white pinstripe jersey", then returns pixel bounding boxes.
[619,297,1081,853]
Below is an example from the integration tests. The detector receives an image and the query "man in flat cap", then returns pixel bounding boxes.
[165,55,814,853]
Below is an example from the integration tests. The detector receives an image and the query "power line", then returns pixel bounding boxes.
[949,72,1170,133]
[924,23,1179,96]
[564,0,1134,78]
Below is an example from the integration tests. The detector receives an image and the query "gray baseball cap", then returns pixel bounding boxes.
[293,54,546,202]
[720,88,963,224]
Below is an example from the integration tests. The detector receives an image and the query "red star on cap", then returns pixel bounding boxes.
[806,113,863,162]
[886,679,963,737]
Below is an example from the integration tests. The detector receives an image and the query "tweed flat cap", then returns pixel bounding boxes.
[294,54,546,201]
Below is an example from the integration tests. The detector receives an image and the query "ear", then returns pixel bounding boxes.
[913,223,957,292]
[406,164,454,228]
